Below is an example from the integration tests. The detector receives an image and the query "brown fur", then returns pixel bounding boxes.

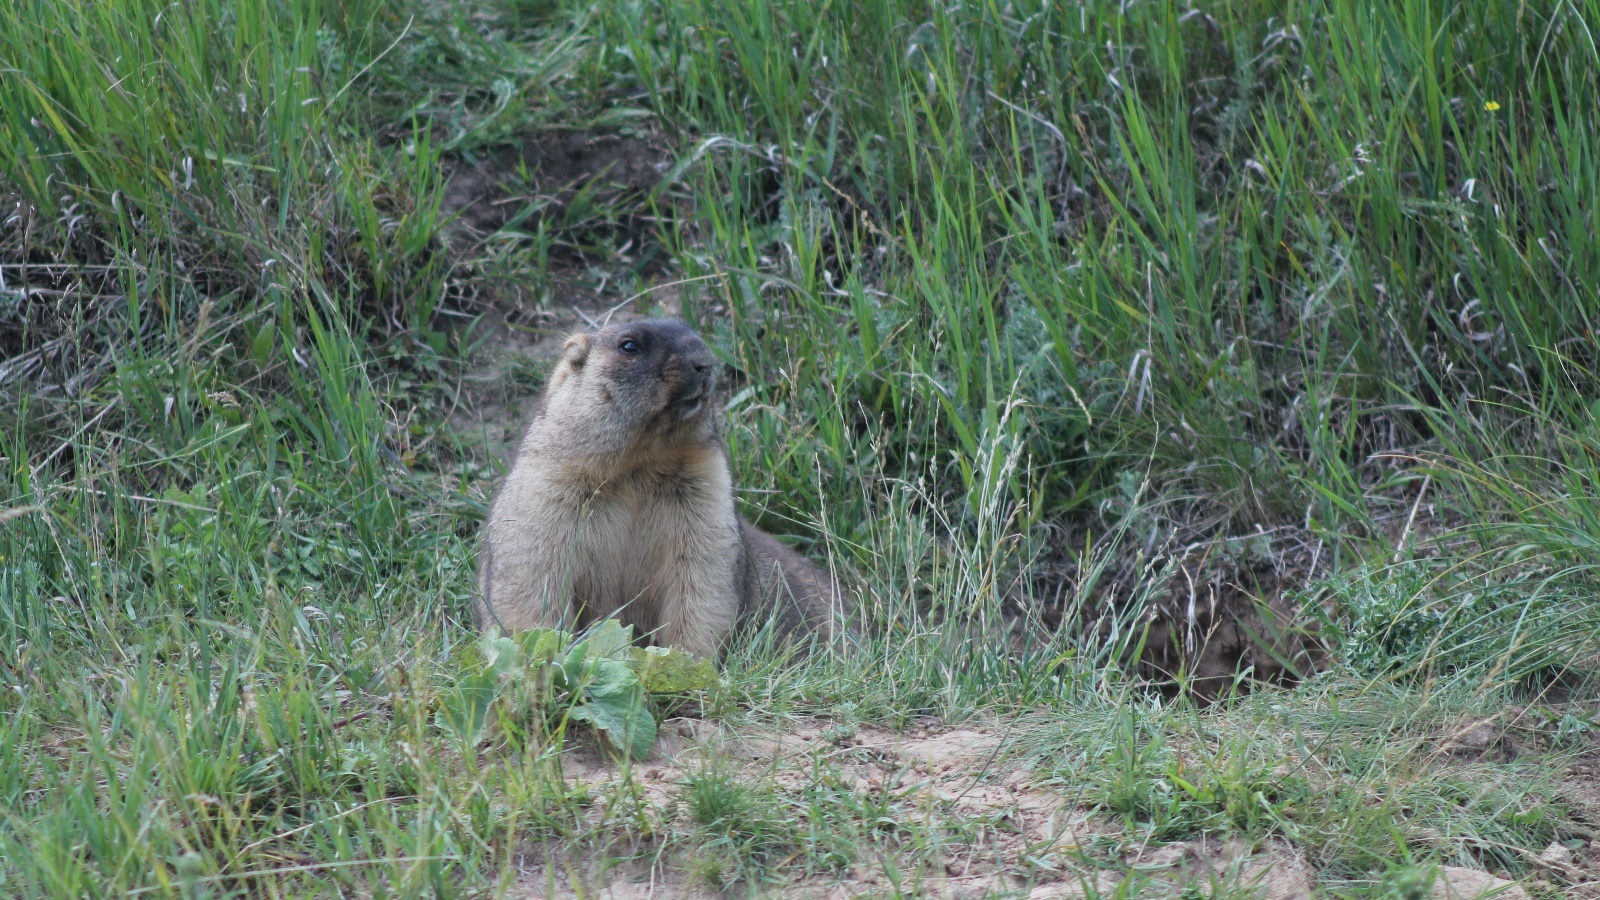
[476,319,844,657]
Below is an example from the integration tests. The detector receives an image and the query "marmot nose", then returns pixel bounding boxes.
[674,354,714,393]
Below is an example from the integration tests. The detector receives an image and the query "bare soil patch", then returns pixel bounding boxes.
[1119,838,1315,900]
[499,719,1359,898]
[1546,750,1600,895]
[503,720,1098,897]
[441,130,672,243]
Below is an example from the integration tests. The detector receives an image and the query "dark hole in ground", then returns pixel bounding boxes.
[440,129,675,270]
[1031,526,1331,701]
[1139,567,1329,701]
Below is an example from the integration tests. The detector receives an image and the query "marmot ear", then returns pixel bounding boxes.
[562,333,593,368]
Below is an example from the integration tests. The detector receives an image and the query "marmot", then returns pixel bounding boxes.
[476,319,845,658]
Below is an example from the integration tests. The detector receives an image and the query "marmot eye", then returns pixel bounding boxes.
[618,339,641,354]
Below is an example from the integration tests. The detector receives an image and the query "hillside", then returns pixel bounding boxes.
[3,0,1600,896]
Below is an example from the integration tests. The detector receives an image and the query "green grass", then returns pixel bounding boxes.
[4,0,1600,895]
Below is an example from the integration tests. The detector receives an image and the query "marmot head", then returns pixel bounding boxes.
[545,319,721,455]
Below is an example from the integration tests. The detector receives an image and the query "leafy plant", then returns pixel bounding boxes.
[1311,563,1452,677]
[439,620,719,759]
[1309,560,1586,684]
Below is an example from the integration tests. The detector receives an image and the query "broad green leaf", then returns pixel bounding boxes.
[478,630,521,677]
[562,639,591,686]
[584,619,635,658]
[437,670,499,748]
[577,659,656,759]
[587,658,640,699]
[512,627,565,667]
[571,696,657,760]
[629,646,719,694]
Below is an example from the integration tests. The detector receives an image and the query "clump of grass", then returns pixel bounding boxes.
[679,763,794,888]
[0,0,447,370]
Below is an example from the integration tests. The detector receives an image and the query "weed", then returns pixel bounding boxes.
[681,763,793,888]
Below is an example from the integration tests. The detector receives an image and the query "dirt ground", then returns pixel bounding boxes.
[496,719,1331,899]
[496,715,1584,897]
[441,131,671,238]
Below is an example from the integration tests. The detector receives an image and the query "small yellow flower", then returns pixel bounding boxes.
[1484,100,1501,111]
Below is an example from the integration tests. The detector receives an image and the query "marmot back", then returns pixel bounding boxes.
[476,319,845,658]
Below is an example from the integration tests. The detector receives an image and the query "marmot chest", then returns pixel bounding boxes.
[567,467,740,605]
